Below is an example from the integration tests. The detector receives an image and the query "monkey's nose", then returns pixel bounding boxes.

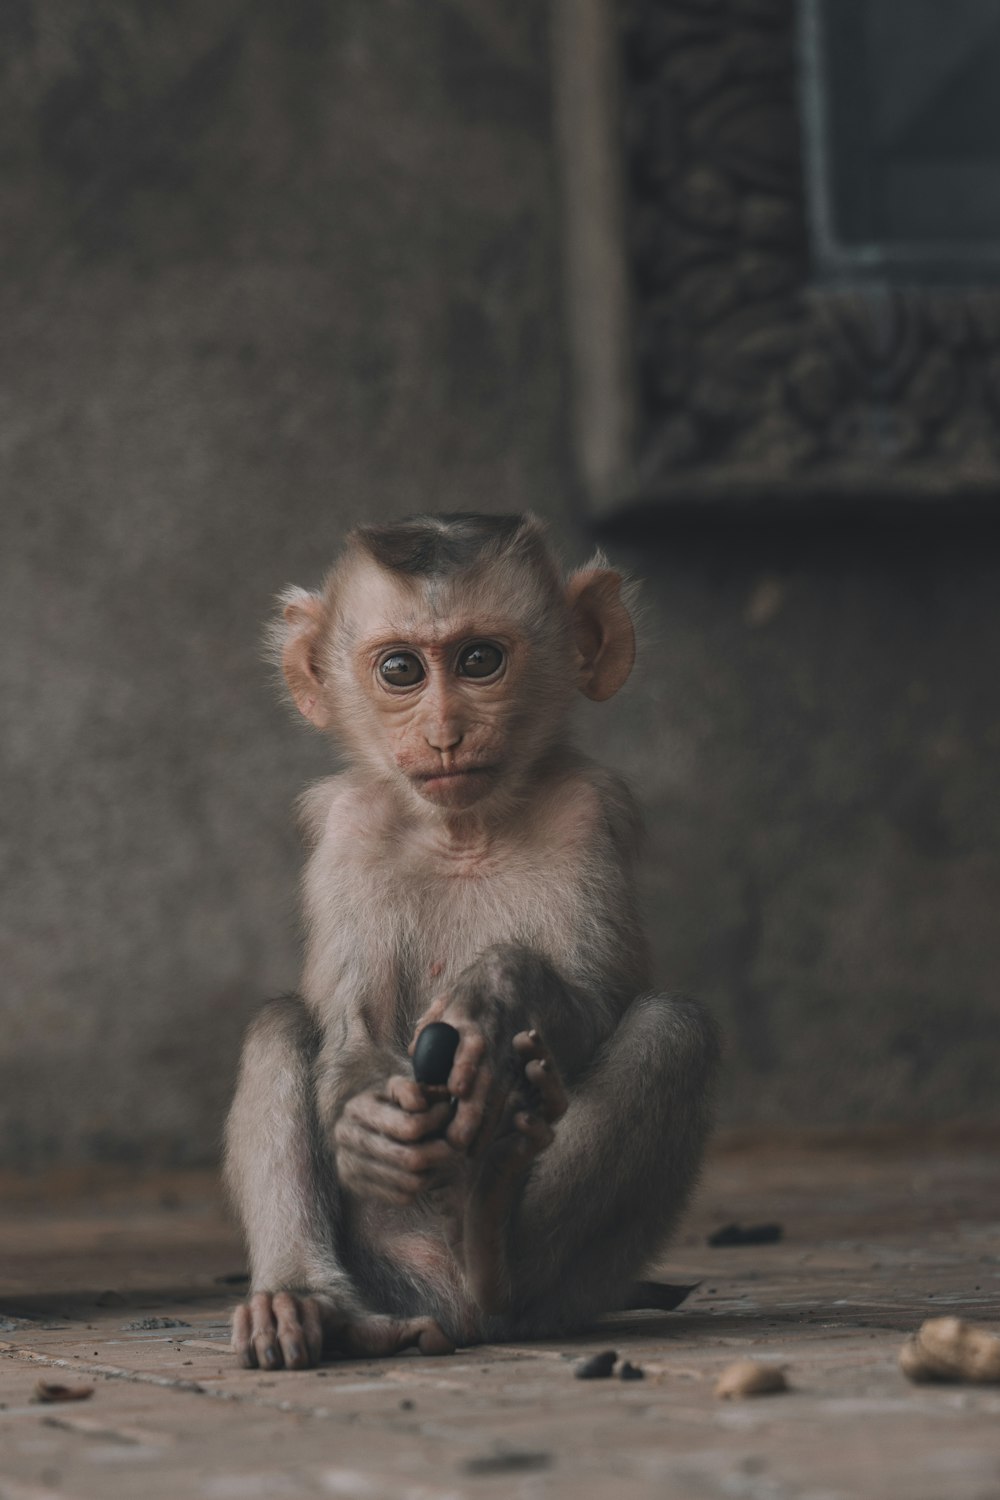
[426,726,464,753]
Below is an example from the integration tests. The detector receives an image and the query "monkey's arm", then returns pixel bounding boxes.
[224,997,456,1368]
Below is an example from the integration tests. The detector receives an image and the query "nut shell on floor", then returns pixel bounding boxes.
[899,1317,1000,1384]
[714,1360,788,1399]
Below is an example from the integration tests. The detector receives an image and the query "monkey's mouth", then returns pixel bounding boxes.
[412,765,500,798]
[415,765,498,785]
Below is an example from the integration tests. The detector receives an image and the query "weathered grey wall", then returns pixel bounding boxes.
[0,0,569,1166]
[590,515,1000,1128]
[2,1,998,1167]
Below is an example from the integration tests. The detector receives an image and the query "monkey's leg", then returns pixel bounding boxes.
[469,993,719,1336]
[224,997,453,1367]
[458,1030,569,1313]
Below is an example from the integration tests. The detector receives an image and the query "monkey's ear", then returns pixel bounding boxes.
[565,566,636,701]
[280,589,332,729]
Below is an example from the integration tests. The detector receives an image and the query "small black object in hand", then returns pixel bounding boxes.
[412,1021,461,1086]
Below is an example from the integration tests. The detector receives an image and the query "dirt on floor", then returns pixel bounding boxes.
[1,1133,999,1500]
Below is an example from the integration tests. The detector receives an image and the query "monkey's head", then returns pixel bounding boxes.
[274,513,635,811]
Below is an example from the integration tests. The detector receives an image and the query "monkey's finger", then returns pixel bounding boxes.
[340,1114,454,1175]
[407,998,446,1056]
[338,1147,427,1203]
[385,1098,453,1140]
[380,1076,427,1112]
[512,1027,545,1059]
[524,1056,569,1122]
[343,1094,452,1143]
[513,1109,556,1156]
[447,1027,487,1099]
[447,1060,493,1150]
[249,1291,282,1371]
[232,1303,256,1368]
[300,1297,324,1366]
[272,1291,310,1370]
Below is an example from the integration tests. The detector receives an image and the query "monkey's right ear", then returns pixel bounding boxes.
[279,589,331,729]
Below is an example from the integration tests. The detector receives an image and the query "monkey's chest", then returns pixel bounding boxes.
[402,862,574,1009]
[302,836,584,1023]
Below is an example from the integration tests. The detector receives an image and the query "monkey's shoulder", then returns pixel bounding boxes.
[538,763,644,864]
[295,773,392,852]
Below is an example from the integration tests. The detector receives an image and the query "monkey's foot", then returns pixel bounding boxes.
[232,1291,454,1369]
[460,1029,568,1313]
[232,1291,323,1369]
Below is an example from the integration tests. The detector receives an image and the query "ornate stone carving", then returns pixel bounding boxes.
[617,0,1000,501]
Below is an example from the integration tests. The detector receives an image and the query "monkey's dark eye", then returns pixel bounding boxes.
[457,642,504,679]
[379,652,425,687]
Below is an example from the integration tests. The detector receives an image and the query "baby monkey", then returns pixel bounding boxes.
[225,512,719,1367]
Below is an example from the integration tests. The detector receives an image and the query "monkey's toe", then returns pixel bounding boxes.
[327,1314,455,1359]
[514,1030,569,1122]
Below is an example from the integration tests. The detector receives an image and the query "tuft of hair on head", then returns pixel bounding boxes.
[348,511,557,584]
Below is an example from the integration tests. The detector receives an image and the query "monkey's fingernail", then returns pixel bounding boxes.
[528,1029,539,1041]
[287,1343,303,1365]
[263,1347,279,1369]
[538,1060,549,1072]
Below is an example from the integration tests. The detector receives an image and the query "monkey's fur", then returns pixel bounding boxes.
[224,513,719,1368]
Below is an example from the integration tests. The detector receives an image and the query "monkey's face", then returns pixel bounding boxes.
[279,529,636,807]
[333,563,574,809]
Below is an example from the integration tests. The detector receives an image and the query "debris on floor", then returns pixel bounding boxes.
[708,1222,783,1247]
[32,1380,95,1404]
[462,1448,553,1475]
[574,1349,617,1379]
[899,1316,1000,1384]
[122,1316,191,1331]
[714,1360,789,1399]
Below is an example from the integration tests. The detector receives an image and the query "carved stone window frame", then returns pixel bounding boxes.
[552,0,1000,520]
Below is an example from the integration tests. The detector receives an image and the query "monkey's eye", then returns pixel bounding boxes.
[379,652,425,687]
[457,642,504,679]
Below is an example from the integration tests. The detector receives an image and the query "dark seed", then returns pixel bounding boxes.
[575,1349,617,1379]
[619,1361,645,1380]
[708,1222,783,1247]
[412,1022,461,1086]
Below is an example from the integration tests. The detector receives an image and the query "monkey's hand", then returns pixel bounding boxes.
[332,1076,456,1205]
[411,993,568,1158]
[409,995,507,1151]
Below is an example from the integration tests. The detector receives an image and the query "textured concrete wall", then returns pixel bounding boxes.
[589,514,1000,1129]
[0,0,569,1166]
[2,1,998,1167]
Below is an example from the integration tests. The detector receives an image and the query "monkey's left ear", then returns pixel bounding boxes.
[565,567,636,701]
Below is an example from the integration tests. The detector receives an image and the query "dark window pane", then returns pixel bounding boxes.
[801,0,1000,282]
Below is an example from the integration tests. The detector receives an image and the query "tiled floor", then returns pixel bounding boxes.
[1,1136,998,1499]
